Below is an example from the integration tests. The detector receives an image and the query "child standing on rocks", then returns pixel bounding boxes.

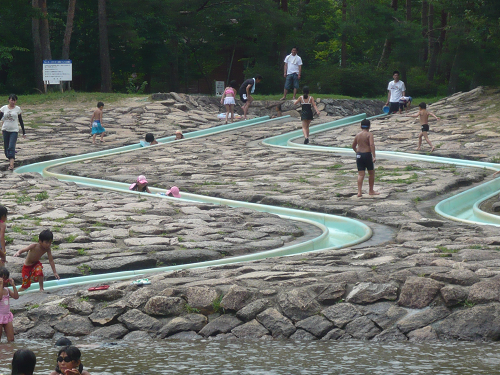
[407,102,440,152]
[0,267,18,341]
[220,80,238,124]
[90,101,106,144]
[352,119,379,197]
[0,206,8,265]
[14,229,60,292]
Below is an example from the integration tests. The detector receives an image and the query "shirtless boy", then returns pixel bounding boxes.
[352,119,379,197]
[14,229,59,291]
[407,102,440,152]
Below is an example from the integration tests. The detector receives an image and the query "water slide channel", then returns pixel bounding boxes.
[13,112,500,292]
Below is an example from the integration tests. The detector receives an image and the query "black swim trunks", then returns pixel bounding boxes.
[356,152,374,171]
[389,102,400,114]
[421,124,429,132]
[239,93,248,103]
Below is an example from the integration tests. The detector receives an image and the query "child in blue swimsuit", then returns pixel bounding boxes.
[90,102,106,144]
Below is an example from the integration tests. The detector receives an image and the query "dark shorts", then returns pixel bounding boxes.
[389,102,400,114]
[239,93,248,103]
[421,124,429,132]
[399,102,409,110]
[356,152,374,171]
[284,73,299,90]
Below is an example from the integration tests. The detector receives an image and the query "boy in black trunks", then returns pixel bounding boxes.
[238,75,262,120]
[407,102,440,152]
[352,119,379,197]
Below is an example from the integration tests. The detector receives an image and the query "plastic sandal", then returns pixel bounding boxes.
[131,278,151,286]
[88,285,109,291]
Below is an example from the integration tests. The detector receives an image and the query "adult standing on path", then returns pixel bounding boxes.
[280,47,303,100]
[0,94,26,170]
[239,75,262,120]
[385,71,406,114]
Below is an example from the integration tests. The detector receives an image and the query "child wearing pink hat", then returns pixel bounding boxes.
[165,186,181,198]
[129,175,151,193]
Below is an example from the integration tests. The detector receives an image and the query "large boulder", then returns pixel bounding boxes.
[396,306,451,333]
[90,324,129,339]
[277,289,322,322]
[89,306,126,326]
[231,319,270,339]
[236,299,272,321]
[295,315,334,338]
[53,316,94,336]
[117,309,162,332]
[144,297,185,316]
[158,314,207,338]
[467,277,500,304]
[256,308,296,339]
[345,282,398,304]
[198,315,243,337]
[398,277,444,308]
[220,285,254,311]
[322,303,361,328]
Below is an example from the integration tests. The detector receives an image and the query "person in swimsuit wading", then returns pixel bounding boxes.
[293,86,320,144]
[352,119,379,197]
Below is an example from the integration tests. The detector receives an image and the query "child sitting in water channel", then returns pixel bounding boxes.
[129,175,151,193]
[140,133,159,147]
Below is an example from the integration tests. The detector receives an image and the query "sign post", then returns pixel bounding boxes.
[215,81,225,97]
[43,60,73,93]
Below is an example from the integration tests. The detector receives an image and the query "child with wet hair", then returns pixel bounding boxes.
[0,267,19,342]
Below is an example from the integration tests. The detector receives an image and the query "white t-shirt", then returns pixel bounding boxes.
[0,105,22,132]
[284,54,303,75]
[387,80,406,102]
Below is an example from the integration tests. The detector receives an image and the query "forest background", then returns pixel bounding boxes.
[1,0,499,98]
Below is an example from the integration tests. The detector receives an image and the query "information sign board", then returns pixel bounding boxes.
[43,60,72,84]
[215,81,225,96]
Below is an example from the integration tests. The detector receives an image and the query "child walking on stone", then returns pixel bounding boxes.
[0,206,7,265]
[0,267,18,342]
[90,101,106,144]
[407,102,440,152]
[294,86,320,144]
[14,229,60,291]
[352,119,379,197]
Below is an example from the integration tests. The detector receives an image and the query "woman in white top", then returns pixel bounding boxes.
[0,94,26,170]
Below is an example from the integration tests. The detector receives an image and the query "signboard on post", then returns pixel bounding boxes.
[215,81,225,97]
[43,60,72,85]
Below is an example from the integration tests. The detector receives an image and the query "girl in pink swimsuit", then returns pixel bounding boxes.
[0,267,19,342]
[220,80,238,124]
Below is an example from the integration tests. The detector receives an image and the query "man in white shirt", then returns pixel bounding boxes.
[385,71,406,114]
[280,47,302,100]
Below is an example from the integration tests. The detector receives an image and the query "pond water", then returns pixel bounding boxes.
[0,338,498,375]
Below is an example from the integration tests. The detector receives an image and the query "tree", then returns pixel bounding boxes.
[98,0,112,92]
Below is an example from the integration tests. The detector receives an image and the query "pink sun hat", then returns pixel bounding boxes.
[165,186,181,198]
[137,175,148,184]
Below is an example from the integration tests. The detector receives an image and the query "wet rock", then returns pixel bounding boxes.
[62,297,94,315]
[372,327,408,342]
[117,309,163,332]
[88,306,126,326]
[396,306,451,333]
[122,330,154,342]
[85,288,125,302]
[277,288,322,322]
[231,319,270,339]
[321,328,349,340]
[322,303,361,328]
[144,296,186,316]
[345,282,398,304]
[309,283,346,304]
[467,276,500,304]
[26,305,69,323]
[220,285,254,311]
[24,323,55,339]
[53,315,94,336]
[256,308,296,339]
[359,302,408,330]
[198,314,243,337]
[236,299,272,321]
[185,287,220,314]
[158,314,207,338]
[168,331,203,340]
[85,256,157,273]
[295,315,334,338]
[440,285,468,306]
[90,324,129,339]
[124,287,158,309]
[408,326,438,342]
[289,329,317,340]
[430,269,480,286]
[13,316,35,334]
[344,317,381,340]
[432,303,500,341]
[398,277,444,308]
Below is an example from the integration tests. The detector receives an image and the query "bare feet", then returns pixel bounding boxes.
[7,165,14,171]
[430,146,435,152]
[292,96,296,100]
[416,147,421,151]
[357,193,362,197]
[369,191,380,195]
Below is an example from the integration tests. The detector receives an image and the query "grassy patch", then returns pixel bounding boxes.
[212,295,225,314]
[437,245,458,253]
[77,264,92,275]
[77,248,87,256]
[65,234,78,243]
[25,304,39,310]
[34,191,49,201]
[185,304,201,314]
[16,195,31,204]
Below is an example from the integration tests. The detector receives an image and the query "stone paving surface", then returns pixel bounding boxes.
[8,87,500,342]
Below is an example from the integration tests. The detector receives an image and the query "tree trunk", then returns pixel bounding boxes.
[420,1,428,63]
[98,0,112,92]
[377,39,391,69]
[391,0,398,11]
[427,4,438,80]
[281,0,288,12]
[169,39,180,92]
[447,47,461,94]
[340,0,347,68]
[406,0,411,21]
[39,0,52,60]
[62,0,77,60]
[32,0,44,92]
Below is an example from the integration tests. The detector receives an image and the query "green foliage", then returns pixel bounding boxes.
[25,304,39,311]
[77,248,87,256]
[65,234,78,243]
[4,236,14,245]
[212,295,225,314]
[34,191,49,201]
[185,304,200,314]
[77,264,92,275]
